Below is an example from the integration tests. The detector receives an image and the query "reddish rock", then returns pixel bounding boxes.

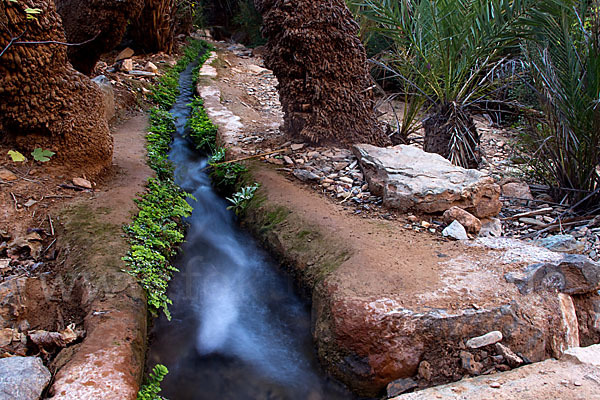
[443,207,482,234]
[502,182,533,200]
[460,350,483,375]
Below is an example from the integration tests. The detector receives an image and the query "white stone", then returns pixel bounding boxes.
[145,61,158,74]
[479,218,503,238]
[466,331,503,349]
[443,221,468,240]
[562,344,600,366]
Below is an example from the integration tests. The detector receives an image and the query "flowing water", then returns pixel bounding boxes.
[146,62,357,400]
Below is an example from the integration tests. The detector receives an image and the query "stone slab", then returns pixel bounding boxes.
[353,144,501,218]
[0,357,51,400]
[393,345,600,400]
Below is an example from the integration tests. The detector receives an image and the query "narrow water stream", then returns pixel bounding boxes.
[146,62,357,399]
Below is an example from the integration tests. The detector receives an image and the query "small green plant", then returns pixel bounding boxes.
[208,148,248,195]
[227,183,260,216]
[124,39,211,319]
[151,39,212,109]
[7,150,26,162]
[123,108,192,318]
[137,364,169,400]
[31,148,55,162]
[186,96,217,152]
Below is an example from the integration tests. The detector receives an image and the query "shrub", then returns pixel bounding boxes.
[359,0,537,168]
[519,0,600,213]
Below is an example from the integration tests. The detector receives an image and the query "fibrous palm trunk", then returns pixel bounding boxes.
[423,105,481,169]
[130,0,176,53]
[0,0,112,178]
[254,0,390,147]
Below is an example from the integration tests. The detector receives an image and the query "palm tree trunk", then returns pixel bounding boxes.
[423,106,481,169]
[0,0,113,178]
[130,0,176,53]
[254,0,390,147]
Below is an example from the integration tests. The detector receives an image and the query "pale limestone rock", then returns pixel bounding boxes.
[353,144,501,218]
[443,220,468,240]
[466,331,503,349]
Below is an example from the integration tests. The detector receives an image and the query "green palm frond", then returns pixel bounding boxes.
[356,0,537,167]
[520,0,600,211]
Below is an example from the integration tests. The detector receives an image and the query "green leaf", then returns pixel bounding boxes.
[7,150,26,162]
[24,8,42,14]
[31,148,55,162]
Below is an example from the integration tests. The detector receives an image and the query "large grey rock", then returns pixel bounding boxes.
[353,144,501,218]
[505,254,600,295]
[91,75,115,121]
[0,357,51,400]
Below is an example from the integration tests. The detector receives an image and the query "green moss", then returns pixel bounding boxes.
[59,204,130,289]
[242,196,352,290]
[260,206,290,233]
[296,230,311,239]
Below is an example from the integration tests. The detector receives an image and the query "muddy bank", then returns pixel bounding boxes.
[240,165,600,396]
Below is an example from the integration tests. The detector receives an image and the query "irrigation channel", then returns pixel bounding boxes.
[146,60,358,399]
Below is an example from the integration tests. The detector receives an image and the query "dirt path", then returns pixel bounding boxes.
[91,114,153,225]
[48,113,151,399]
[252,166,484,305]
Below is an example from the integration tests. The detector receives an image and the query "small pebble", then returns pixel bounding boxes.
[489,382,501,388]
